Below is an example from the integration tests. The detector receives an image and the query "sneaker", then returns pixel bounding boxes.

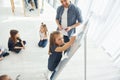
[61,53,68,60]
[3,52,9,57]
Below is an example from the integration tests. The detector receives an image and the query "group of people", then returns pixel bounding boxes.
[46,0,83,80]
[0,0,82,80]
[0,22,48,61]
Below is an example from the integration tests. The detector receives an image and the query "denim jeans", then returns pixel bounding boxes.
[38,39,48,48]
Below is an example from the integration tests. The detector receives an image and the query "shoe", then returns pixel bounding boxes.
[3,52,9,57]
[29,8,34,11]
[61,53,68,60]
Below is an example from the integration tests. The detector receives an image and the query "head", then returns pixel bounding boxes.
[60,0,70,8]
[49,31,64,54]
[40,23,48,34]
[0,75,12,80]
[10,30,19,43]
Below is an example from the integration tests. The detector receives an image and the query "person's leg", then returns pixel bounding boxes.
[34,0,38,9]
[63,35,70,43]
[13,42,22,53]
[38,40,43,47]
[2,52,9,57]
[50,70,56,80]
[28,0,31,3]
[41,39,48,48]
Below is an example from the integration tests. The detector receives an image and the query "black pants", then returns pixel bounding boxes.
[13,41,26,53]
[28,0,38,9]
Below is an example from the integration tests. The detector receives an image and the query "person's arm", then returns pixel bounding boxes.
[65,23,80,32]
[21,41,25,49]
[56,7,63,30]
[14,46,24,49]
[55,36,76,52]
[56,20,63,30]
[39,31,43,40]
[0,50,2,54]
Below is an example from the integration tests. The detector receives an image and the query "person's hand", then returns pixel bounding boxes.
[65,27,72,32]
[58,25,63,31]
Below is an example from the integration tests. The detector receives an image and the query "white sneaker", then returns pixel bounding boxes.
[44,70,53,80]
[61,53,68,60]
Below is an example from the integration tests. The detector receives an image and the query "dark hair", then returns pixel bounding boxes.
[48,31,61,54]
[40,23,48,36]
[10,29,18,44]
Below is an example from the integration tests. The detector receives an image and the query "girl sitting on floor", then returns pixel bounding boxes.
[38,23,48,48]
[8,30,26,53]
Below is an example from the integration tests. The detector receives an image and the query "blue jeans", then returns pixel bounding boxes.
[38,39,48,48]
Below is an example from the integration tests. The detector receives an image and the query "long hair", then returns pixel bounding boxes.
[48,31,61,55]
[40,23,48,36]
[10,30,18,44]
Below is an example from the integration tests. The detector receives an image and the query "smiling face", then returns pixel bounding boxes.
[55,34,64,46]
[60,0,70,8]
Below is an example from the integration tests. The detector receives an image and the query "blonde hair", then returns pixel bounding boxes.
[48,31,61,55]
[40,22,48,36]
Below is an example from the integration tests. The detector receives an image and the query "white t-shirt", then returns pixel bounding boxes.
[61,8,68,36]
[39,31,48,40]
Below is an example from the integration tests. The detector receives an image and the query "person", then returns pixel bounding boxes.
[28,0,38,11]
[28,0,34,11]
[0,47,9,61]
[46,31,76,80]
[38,23,48,48]
[8,30,26,53]
[56,0,83,43]
[0,75,12,80]
[34,0,38,9]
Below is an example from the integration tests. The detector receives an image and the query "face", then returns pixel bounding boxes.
[60,0,70,8]
[15,33,19,38]
[55,34,64,46]
[40,26,45,33]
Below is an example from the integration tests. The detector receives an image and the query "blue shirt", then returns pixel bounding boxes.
[56,3,83,37]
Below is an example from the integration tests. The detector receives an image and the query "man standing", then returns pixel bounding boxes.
[56,0,83,42]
